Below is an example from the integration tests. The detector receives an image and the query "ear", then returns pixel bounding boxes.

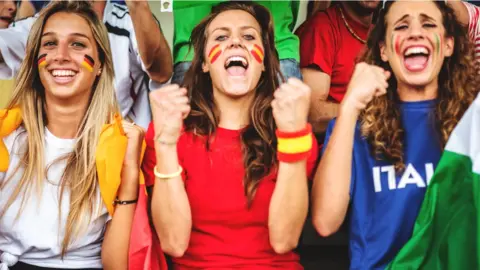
[443,36,454,57]
[202,61,209,73]
[380,41,389,62]
[97,67,102,76]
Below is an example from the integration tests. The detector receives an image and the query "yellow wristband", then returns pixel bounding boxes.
[154,165,183,179]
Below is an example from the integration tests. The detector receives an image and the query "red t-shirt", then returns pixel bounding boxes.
[297,4,370,102]
[143,123,318,269]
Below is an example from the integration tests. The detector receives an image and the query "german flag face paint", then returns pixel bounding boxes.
[37,54,47,68]
[250,44,264,63]
[81,54,95,72]
[208,44,222,64]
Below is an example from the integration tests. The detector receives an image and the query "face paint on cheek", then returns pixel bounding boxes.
[392,34,401,56]
[250,44,264,63]
[37,53,47,68]
[434,33,441,56]
[208,44,222,64]
[81,54,95,72]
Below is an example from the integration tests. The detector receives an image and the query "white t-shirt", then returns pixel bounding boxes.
[0,2,161,128]
[0,127,109,269]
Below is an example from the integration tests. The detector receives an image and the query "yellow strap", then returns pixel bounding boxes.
[0,106,23,172]
[277,134,312,154]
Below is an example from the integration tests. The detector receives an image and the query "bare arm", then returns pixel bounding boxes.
[302,67,338,133]
[311,106,357,237]
[151,143,192,257]
[448,0,469,26]
[126,1,173,83]
[102,177,137,270]
[269,160,309,253]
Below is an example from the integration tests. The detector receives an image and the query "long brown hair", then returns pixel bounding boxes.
[360,0,479,171]
[2,0,117,256]
[182,1,282,206]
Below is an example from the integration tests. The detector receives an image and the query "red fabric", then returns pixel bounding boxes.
[276,124,312,138]
[297,4,370,102]
[143,123,318,269]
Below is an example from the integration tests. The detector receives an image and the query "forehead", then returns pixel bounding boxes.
[386,1,443,25]
[42,12,92,36]
[207,9,261,33]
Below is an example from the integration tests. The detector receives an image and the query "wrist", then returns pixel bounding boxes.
[339,100,361,118]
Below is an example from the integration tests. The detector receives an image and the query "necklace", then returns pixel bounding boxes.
[339,6,367,44]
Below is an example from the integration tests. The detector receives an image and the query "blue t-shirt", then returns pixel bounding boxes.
[324,99,442,270]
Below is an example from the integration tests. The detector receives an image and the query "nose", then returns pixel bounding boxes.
[5,0,16,15]
[228,33,244,49]
[407,20,426,41]
[52,42,71,63]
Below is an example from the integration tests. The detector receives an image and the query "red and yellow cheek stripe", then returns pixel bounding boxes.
[208,44,222,64]
[37,54,47,68]
[250,44,264,63]
[276,124,313,162]
[81,54,95,72]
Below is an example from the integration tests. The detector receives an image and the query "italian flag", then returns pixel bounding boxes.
[387,94,480,269]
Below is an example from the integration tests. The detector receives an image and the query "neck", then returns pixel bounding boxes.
[214,91,253,130]
[341,2,373,28]
[45,97,89,139]
[92,1,106,20]
[397,81,438,102]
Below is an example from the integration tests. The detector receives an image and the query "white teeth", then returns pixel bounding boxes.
[51,70,77,77]
[226,56,247,67]
[404,47,429,56]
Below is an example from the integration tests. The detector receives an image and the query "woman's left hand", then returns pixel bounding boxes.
[118,121,145,198]
[272,78,312,132]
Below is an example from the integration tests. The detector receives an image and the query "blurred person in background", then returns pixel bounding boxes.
[0,0,17,109]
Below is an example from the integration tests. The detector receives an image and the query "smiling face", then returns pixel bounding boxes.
[380,1,454,89]
[38,12,101,103]
[202,9,265,98]
[0,0,16,29]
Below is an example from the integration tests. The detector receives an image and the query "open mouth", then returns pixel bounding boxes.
[0,16,12,25]
[224,56,248,77]
[403,46,431,72]
[49,69,78,84]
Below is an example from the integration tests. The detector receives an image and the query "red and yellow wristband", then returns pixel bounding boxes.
[276,124,313,162]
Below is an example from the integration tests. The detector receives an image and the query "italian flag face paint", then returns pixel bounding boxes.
[208,44,221,64]
[82,54,95,72]
[391,34,401,56]
[37,54,47,68]
[250,44,264,63]
[434,33,441,56]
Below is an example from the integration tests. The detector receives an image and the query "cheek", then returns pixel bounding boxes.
[390,33,402,56]
[249,44,264,64]
[207,44,222,64]
[81,54,95,73]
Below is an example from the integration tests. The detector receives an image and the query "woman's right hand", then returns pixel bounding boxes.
[341,62,391,114]
[149,84,190,146]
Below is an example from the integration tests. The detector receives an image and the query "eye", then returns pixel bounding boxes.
[423,23,437,28]
[72,42,87,48]
[394,25,408,31]
[215,35,227,41]
[42,40,56,47]
[243,34,255,40]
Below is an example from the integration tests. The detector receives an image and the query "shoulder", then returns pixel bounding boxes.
[309,6,339,28]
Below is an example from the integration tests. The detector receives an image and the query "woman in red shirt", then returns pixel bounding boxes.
[142,2,318,269]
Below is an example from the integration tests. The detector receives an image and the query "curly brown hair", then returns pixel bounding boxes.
[182,1,282,206]
[360,0,479,172]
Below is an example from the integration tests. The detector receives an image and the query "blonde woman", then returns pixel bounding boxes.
[0,1,143,269]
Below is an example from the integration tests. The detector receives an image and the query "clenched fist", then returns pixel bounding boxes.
[272,78,311,132]
[149,84,191,145]
[342,62,391,112]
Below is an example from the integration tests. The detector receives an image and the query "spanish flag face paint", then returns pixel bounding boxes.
[37,54,47,68]
[208,44,222,64]
[250,44,264,64]
[81,54,95,72]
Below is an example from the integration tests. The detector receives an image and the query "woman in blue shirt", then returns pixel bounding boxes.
[312,1,479,269]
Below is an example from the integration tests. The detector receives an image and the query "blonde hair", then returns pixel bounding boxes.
[1,0,118,256]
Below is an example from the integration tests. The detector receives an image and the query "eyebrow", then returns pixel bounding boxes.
[41,32,91,40]
[211,26,260,33]
[393,13,437,25]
